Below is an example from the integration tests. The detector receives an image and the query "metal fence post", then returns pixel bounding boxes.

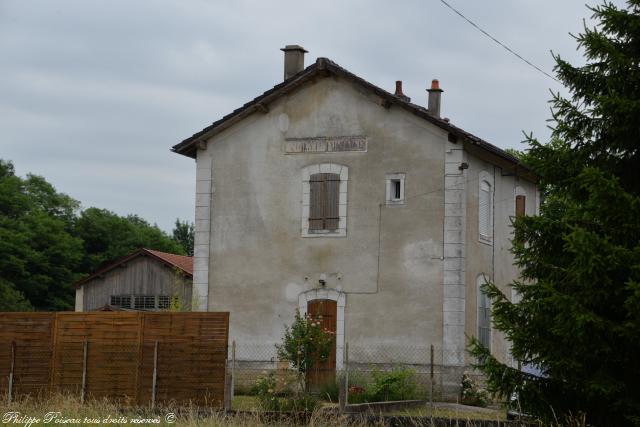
[338,341,349,412]
[151,341,158,409]
[81,340,88,403]
[430,344,434,415]
[344,342,349,406]
[8,341,15,403]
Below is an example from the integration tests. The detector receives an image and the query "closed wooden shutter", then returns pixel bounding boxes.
[479,181,491,238]
[309,173,340,231]
[515,195,526,217]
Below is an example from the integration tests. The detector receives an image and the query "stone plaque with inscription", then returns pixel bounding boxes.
[285,136,367,154]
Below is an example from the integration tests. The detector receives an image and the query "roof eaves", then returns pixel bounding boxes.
[74,248,193,288]
[171,61,323,158]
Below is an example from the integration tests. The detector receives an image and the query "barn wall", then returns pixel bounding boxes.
[79,256,192,311]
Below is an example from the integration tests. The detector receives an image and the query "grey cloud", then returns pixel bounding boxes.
[0,0,625,231]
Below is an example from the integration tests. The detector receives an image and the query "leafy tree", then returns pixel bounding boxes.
[1,159,186,310]
[0,278,34,311]
[0,160,83,310]
[172,218,194,256]
[74,208,185,273]
[470,2,640,425]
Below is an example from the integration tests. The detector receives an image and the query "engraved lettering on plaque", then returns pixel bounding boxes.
[285,136,367,154]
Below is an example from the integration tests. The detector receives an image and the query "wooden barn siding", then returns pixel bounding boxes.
[82,256,192,311]
[0,312,228,407]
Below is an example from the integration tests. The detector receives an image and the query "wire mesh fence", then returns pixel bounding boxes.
[228,342,484,404]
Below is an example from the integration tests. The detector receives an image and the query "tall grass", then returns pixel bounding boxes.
[1,393,586,426]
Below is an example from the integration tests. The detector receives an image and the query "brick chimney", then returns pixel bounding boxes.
[394,81,410,102]
[427,79,443,117]
[281,45,308,80]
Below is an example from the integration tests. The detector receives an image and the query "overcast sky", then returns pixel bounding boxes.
[0,0,622,232]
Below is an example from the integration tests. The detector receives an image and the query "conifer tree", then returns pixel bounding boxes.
[470,2,640,425]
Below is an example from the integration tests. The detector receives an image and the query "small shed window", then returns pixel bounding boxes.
[134,295,156,310]
[309,173,340,232]
[479,179,493,242]
[158,295,171,309]
[515,195,526,217]
[477,276,491,349]
[110,295,131,308]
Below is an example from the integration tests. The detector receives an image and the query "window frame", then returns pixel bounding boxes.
[301,164,348,237]
[478,171,494,244]
[385,172,406,205]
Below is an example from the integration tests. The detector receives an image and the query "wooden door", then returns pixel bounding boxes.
[306,299,337,389]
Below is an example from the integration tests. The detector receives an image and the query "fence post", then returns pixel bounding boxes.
[8,341,15,403]
[223,362,232,411]
[339,341,349,413]
[231,340,236,400]
[81,340,88,403]
[151,341,158,410]
[430,344,434,415]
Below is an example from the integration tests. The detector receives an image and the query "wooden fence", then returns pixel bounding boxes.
[0,312,229,407]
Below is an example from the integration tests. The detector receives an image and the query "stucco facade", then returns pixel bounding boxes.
[175,51,537,372]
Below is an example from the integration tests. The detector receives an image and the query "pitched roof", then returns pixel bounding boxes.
[74,248,193,288]
[172,57,536,181]
[145,249,193,275]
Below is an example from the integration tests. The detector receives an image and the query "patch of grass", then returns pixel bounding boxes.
[1,393,587,426]
[231,395,261,411]
[388,404,507,421]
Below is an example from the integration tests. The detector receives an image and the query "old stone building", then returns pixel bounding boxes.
[172,46,537,373]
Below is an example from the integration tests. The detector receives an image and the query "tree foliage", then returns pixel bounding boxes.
[172,219,194,256]
[470,2,640,425]
[0,159,188,311]
[74,208,184,273]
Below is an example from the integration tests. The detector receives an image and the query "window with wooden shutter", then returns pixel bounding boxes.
[477,277,491,349]
[479,180,492,240]
[515,195,526,217]
[309,173,340,231]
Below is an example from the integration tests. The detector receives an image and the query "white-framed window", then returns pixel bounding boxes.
[110,294,173,310]
[301,164,348,237]
[478,171,493,244]
[385,173,406,205]
[110,295,132,308]
[477,274,491,350]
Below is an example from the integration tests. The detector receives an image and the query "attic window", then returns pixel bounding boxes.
[386,173,405,205]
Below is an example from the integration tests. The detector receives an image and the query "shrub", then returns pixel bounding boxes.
[368,366,418,402]
[347,385,368,404]
[280,394,321,412]
[251,372,281,411]
[460,372,490,407]
[276,309,334,390]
